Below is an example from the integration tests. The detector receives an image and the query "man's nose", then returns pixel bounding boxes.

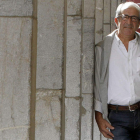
[127,17,133,24]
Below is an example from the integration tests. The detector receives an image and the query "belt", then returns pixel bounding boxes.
[108,101,140,111]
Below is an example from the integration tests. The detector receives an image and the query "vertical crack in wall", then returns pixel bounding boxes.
[80,0,84,140]
[61,0,67,139]
[29,0,37,140]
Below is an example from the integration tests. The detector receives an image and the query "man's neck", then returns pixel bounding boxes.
[116,31,135,51]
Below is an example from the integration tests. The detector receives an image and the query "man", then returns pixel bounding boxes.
[94,2,140,140]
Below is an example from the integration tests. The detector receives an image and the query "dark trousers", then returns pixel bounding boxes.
[108,109,140,140]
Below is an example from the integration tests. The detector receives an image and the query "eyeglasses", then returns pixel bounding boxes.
[117,14,140,22]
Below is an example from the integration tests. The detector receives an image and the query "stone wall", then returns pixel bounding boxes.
[0,0,125,140]
[36,0,124,140]
[0,0,34,140]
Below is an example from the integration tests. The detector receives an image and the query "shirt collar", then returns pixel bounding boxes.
[115,32,138,45]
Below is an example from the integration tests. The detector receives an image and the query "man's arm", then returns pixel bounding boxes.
[94,46,114,139]
[95,111,114,139]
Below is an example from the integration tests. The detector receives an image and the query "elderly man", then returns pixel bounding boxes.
[94,2,140,140]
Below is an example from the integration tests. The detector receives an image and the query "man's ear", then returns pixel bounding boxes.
[114,18,118,28]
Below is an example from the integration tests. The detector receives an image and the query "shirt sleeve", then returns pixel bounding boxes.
[94,46,103,114]
[94,98,103,113]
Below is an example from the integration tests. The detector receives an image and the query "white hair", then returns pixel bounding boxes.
[115,2,140,18]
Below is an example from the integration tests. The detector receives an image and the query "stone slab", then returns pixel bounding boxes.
[0,0,32,16]
[82,19,94,94]
[95,0,103,44]
[0,17,32,139]
[84,0,95,18]
[81,94,93,140]
[66,16,81,97]
[35,89,62,140]
[67,0,81,15]
[65,98,80,140]
[104,0,111,23]
[111,0,117,31]
[0,127,29,140]
[93,115,100,140]
[37,0,64,89]
[103,24,110,38]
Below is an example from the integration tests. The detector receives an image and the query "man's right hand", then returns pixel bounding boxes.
[95,111,115,139]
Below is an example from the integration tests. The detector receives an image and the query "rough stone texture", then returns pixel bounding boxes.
[103,24,110,38]
[93,115,100,140]
[0,128,29,140]
[35,89,62,140]
[81,94,93,140]
[65,97,80,140]
[66,16,81,97]
[82,19,94,94]
[65,98,80,140]
[95,0,103,44]
[0,18,32,139]
[111,0,117,32]
[84,0,95,18]
[104,0,111,23]
[37,0,64,89]
[67,0,81,15]
[0,0,32,16]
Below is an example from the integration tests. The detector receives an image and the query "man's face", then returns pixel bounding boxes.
[115,7,140,38]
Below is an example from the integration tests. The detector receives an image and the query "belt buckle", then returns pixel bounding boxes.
[129,104,135,112]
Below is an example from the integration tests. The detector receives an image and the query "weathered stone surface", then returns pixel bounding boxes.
[0,0,32,16]
[93,115,100,140]
[104,0,111,23]
[0,18,32,139]
[111,0,117,31]
[65,98,80,140]
[82,19,94,93]
[84,0,95,18]
[103,24,110,38]
[66,16,81,97]
[81,94,93,140]
[95,0,103,44]
[0,127,29,140]
[67,0,81,15]
[37,0,64,89]
[35,89,62,140]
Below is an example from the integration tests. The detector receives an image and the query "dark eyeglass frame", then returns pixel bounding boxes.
[117,14,140,22]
